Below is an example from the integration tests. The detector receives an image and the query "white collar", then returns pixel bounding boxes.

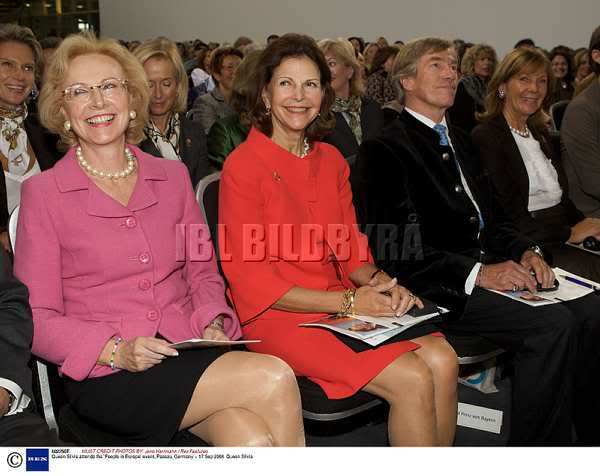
[405,107,448,131]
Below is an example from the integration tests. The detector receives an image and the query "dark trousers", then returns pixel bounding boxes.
[0,409,62,446]
[441,288,578,445]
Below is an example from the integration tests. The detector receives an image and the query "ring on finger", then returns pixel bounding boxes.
[512,284,518,292]
[408,293,416,300]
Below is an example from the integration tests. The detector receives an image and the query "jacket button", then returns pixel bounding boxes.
[454,184,463,193]
[138,279,151,291]
[469,216,478,224]
[139,252,151,264]
[146,310,158,321]
[125,217,137,228]
[442,152,450,161]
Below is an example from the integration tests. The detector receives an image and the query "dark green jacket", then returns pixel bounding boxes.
[207,114,249,170]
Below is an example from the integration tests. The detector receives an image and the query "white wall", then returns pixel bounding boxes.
[99,0,598,55]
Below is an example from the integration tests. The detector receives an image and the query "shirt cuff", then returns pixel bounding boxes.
[465,263,482,295]
[0,378,31,416]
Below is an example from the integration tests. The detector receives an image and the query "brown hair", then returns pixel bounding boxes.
[210,46,243,84]
[247,33,335,141]
[477,47,552,132]
[133,37,188,113]
[369,45,400,75]
[38,32,150,147]
[0,23,43,83]
[460,43,498,77]
[318,38,365,97]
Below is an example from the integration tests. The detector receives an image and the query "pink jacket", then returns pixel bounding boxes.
[14,146,241,381]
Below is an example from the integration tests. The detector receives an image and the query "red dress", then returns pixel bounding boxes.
[219,128,437,398]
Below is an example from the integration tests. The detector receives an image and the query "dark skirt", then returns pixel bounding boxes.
[63,347,227,445]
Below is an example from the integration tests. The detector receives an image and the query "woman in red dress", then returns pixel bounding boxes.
[219,34,458,446]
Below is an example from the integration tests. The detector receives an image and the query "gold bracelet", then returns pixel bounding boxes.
[339,288,357,317]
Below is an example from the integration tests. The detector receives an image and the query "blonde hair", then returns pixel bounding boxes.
[390,37,452,104]
[38,32,149,148]
[318,38,365,96]
[133,37,188,113]
[460,43,497,76]
[0,24,43,83]
[477,47,552,132]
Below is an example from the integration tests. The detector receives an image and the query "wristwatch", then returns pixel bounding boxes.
[528,245,544,260]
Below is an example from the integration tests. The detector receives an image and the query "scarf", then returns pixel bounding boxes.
[144,113,181,162]
[332,95,363,145]
[460,74,487,108]
[0,104,32,175]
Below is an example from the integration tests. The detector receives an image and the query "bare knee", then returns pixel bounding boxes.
[368,353,435,403]
[424,339,459,383]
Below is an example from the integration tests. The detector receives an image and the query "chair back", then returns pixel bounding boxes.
[549,100,570,131]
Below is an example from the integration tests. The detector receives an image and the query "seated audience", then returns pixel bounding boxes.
[206,49,262,169]
[135,38,211,187]
[561,25,600,218]
[545,46,574,107]
[347,36,365,57]
[14,33,304,447]
[0,248,62,446]
[353,37,600,444]
[448,43,497,132]
[0,24,59,252]
[192,47,243,133]
[220,33,458,447]
[472,47,600,281]
[318,38,383,165]
[365,45,399,106]
[363,42,379,71]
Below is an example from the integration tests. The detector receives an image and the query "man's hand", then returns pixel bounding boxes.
[568,218,600,244]
[478,260,539,292]
[520,251,555,289]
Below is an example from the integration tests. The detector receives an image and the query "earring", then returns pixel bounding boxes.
[129,110,137,120]
[265,104,271,116]
[29,85,39,101]
[498,89,505,99]
[63,120,71,132]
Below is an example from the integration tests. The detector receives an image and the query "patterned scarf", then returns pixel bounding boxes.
[332,95,363,145]
[144,112,181,162]
[0,104,31,174]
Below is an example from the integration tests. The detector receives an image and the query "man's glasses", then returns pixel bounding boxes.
[63,78,128,103]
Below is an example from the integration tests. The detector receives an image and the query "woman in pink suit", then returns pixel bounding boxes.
[13,33,304,446]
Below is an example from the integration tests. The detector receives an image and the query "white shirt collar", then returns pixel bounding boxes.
[404,107,448,131]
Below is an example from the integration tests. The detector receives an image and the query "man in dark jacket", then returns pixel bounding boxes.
[0,248,60,445]
[354,37,591,445]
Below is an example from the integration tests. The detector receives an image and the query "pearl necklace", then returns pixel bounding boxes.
[298,138,310,158]
[76,146,137,179]
[509,124,530,138]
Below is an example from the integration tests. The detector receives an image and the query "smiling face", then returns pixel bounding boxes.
[61,53,130,150]
[0,41,35,108]
[324,52,353,98]
[261,55,324,143]
[144,56,177,121]
[551,54,568,79]
[402,48,458,122]
[501,65,548,122]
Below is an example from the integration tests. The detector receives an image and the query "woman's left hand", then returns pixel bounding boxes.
[368,274,424,316]
[202,315,230,341]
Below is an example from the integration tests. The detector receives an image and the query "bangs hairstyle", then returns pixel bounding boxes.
[133,37,188,113]
[39,32,150,148]
[478,47,552,132]
[318,38,365,96]
[0,23,43,83]
[460,43,498,76]
[390,37,452,105]
[248,33,335,141]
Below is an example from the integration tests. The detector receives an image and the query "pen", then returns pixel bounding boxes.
[559,275,600,292]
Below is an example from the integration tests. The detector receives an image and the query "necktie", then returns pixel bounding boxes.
[433,123,449,146]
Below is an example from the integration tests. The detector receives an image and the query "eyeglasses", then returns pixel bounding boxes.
[0,58,35,75]
[63,78,128,103]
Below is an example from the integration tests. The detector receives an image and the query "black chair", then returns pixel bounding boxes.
[549,100,570,131]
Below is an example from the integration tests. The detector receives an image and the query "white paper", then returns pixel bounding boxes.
[457,402,503,434]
